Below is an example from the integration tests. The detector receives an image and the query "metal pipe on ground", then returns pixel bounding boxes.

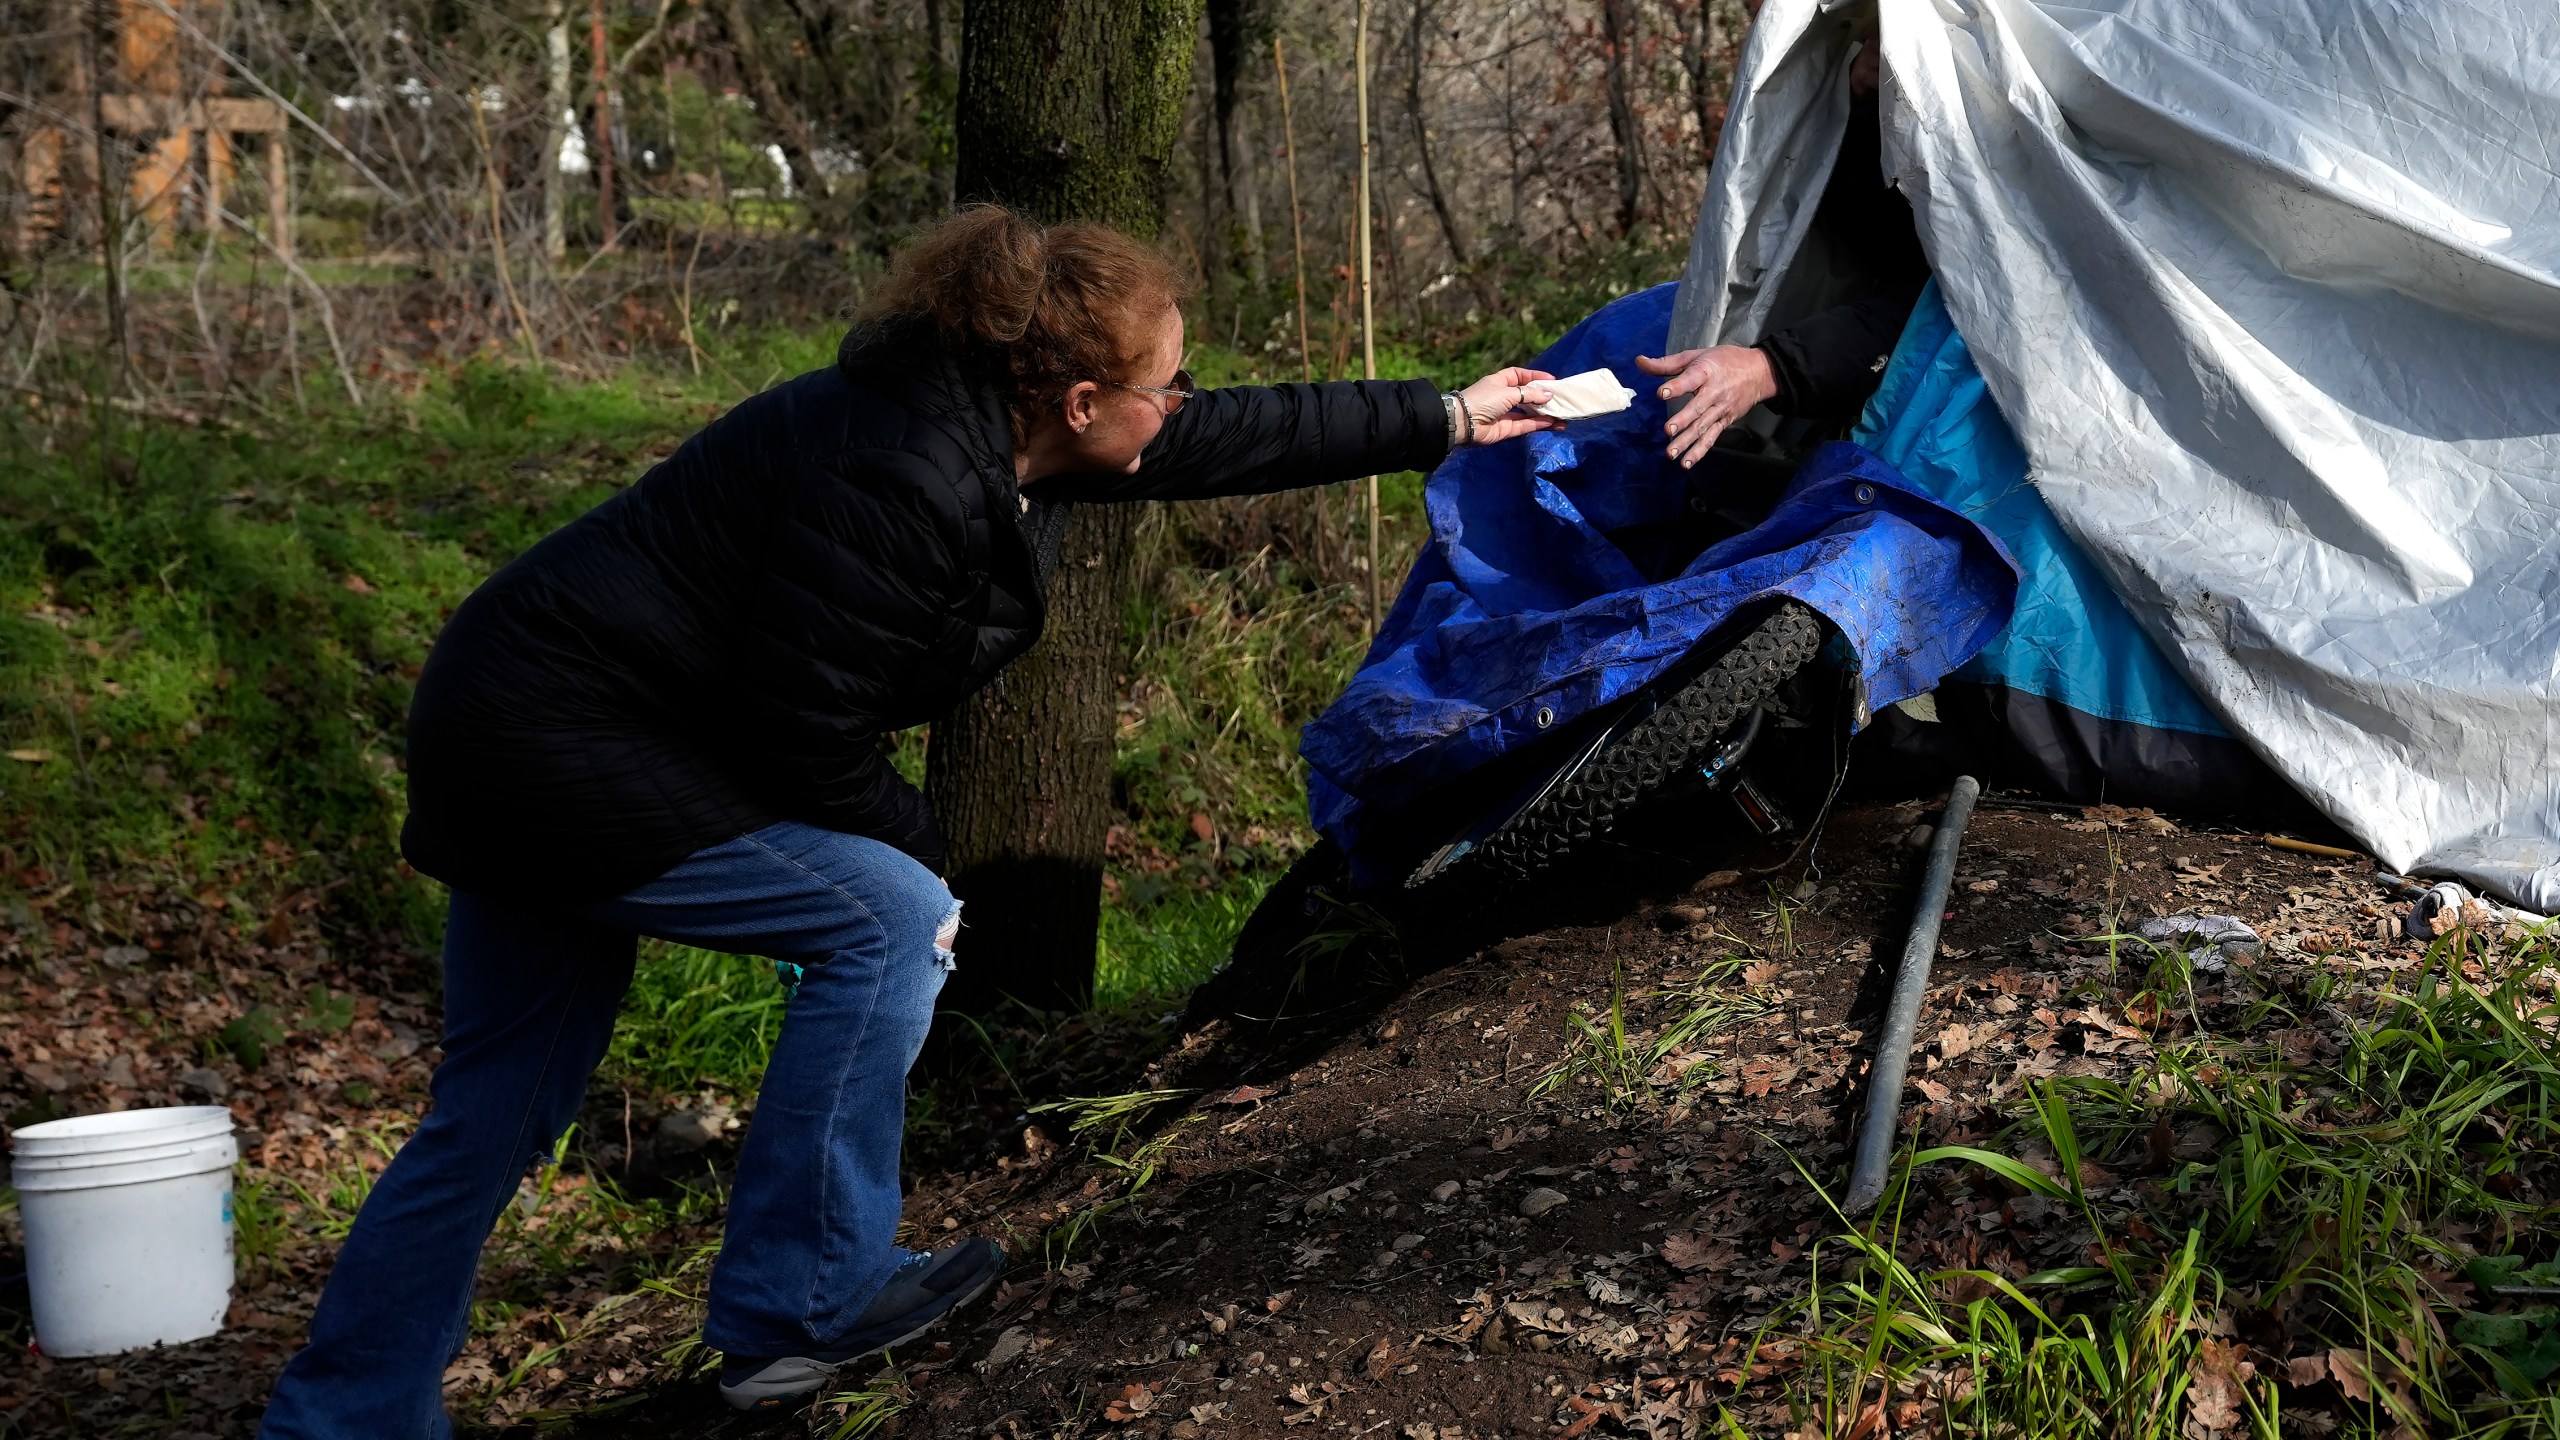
[1844,774,1981,1215]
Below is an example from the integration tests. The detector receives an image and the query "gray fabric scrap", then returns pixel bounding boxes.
[2136,913,2261,973]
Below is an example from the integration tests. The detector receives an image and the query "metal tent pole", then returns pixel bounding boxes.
[1845,775,1981,1214]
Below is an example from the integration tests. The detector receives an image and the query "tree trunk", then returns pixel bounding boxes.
[926,507,1144,1016]
[1230,96,1266,285]
[590,0,618,249]
[1194,41,1221,311]
[543,1,571,259]
[1205,0,1268,286]
[922,0,957,206]
[1679,0,1725,170]
[1598,0,1643,236]
[81,0,128,388]
[935,0,1202,1015]
[1405,0,1483,308]
[955,0,1200,235]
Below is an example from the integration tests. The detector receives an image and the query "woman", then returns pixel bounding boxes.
[258,206,1559,1436]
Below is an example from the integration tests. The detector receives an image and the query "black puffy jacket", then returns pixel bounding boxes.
[400,321,1450,903]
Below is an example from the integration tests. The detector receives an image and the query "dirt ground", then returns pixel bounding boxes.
[1,794,2414,1437]
[569,795,2397,1439]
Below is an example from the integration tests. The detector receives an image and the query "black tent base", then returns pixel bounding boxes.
[1848,680,2340,839]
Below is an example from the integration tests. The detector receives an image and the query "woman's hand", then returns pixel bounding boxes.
[1455,367,1567,446]
[1635,346,1778,468]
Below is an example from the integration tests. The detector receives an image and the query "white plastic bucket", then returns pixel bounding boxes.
[10,1105,238,1357]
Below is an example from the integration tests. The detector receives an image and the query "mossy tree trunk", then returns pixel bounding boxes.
[930,0,1202,1016]
[954,0,1202,235]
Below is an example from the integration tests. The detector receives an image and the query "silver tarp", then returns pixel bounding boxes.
[1673,0,2560,909]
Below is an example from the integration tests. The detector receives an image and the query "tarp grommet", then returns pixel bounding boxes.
[1854,484,1876,505]
[1535,705,1556,729]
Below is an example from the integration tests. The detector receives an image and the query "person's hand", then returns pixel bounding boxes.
[1454,367,1566,446]
[1635,346,1778,468]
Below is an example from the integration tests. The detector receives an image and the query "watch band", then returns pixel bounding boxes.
[1443,392,1476,447]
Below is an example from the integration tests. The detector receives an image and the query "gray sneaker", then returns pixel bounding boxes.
[716,1239,1005,1412]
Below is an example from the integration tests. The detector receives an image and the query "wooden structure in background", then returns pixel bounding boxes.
[98,95,291,250]
[6,0,292,257]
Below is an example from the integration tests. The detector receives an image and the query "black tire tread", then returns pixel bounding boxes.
[1456,601,1825,883]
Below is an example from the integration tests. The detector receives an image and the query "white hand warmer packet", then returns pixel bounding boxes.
[1528,368,1637,421]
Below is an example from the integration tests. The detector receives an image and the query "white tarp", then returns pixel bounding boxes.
[1672,0,2560,909]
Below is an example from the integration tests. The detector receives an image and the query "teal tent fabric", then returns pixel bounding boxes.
[1853,281,2226,738]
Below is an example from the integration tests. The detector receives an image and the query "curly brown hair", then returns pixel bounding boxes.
[863,206,1191,438]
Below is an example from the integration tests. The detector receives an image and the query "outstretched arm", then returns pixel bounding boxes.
[1053,368,1563,503]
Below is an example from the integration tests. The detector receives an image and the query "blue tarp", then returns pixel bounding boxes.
[1851,281,2226,738]
[1300,282,2021,872]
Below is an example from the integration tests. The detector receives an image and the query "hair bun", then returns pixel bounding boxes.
[863,206,1191,436]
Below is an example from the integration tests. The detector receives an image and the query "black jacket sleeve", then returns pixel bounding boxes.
[727,446,964,871]
[777,740,946,873]
[1051,378,1452,502]
[1754,276,1927,422]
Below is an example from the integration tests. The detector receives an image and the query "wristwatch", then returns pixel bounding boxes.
[1441,393,1474,447]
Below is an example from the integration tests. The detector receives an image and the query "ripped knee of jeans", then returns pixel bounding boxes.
[933,897,962,972]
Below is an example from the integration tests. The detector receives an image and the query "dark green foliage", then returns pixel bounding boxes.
[2460,1256,2560,1393]
[301,985,357,1033]
[216,1006,287,1069]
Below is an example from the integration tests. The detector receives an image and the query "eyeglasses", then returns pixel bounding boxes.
[1112,368,1196,414]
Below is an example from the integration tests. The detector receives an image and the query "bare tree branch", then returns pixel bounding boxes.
[613,0,681,83]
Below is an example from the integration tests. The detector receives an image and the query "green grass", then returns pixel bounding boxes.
[605,943,792,1096]
[1097,874,1274,1009]
[1024,1087,1201,1264]
[815,1372,910,1439]
[1764,923,2560,1438]
[1535,950,1778,1112]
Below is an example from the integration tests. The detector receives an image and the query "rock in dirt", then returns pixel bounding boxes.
[1430,1180,1461,1203]
[659,1109,728,1149]
[1659,904,1709,930]
[1519,1187,1569,1218]
[1902,822,1935,850]
[2137,914,2261,972]
[101,944,149,968]
[978,1326,1032,1372]
[176,1066,230,1100]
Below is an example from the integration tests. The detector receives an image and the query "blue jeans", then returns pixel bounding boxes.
[258,822,958,1440]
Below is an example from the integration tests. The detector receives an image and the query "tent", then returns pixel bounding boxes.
[1673,0,2560,908]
